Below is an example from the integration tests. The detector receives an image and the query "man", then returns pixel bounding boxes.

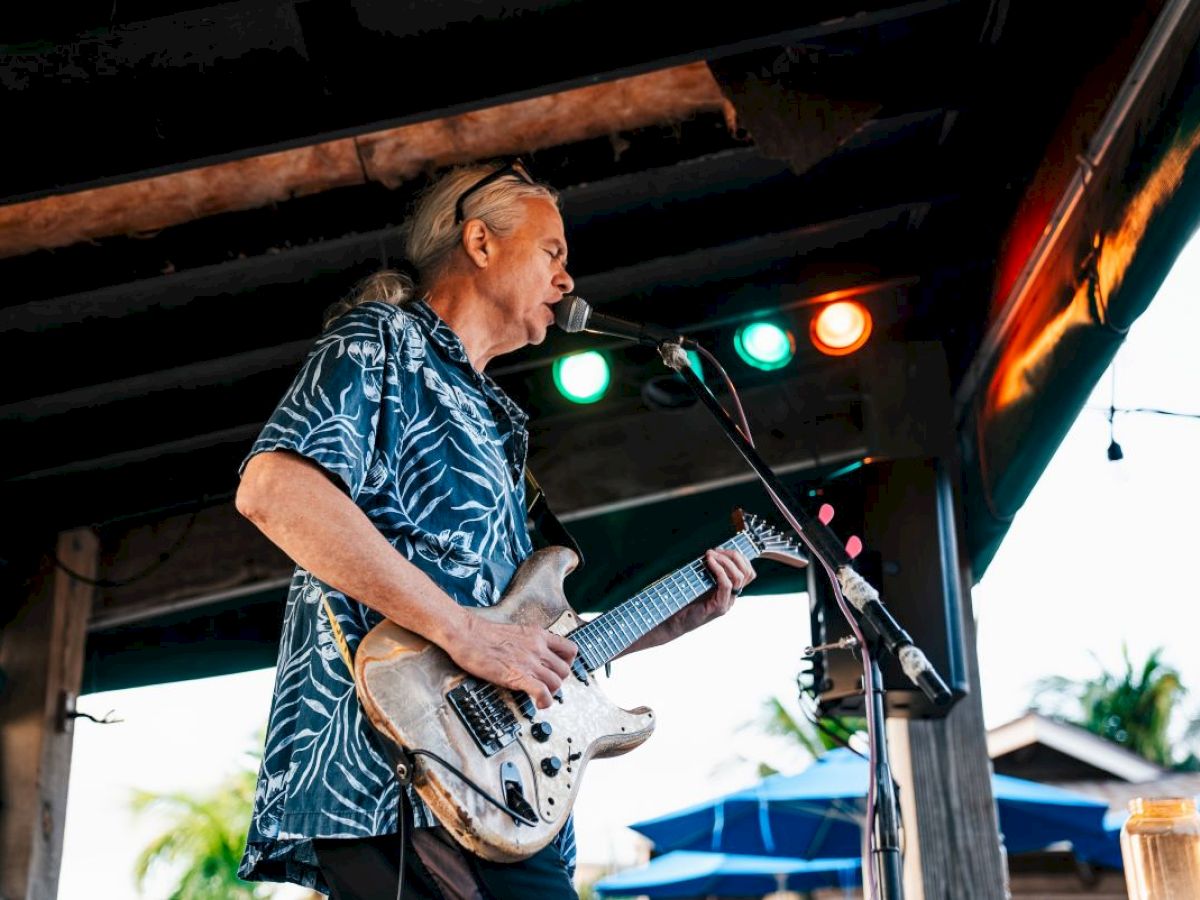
[235,160,755,898]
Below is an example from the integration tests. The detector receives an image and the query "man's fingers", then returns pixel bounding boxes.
[540,646,571,680]
[729,550,756,587]
[545,631,578,663]
[533,660,565,693]
[706,549,734,594]
[525,679,554,709]
[711,548,754,593]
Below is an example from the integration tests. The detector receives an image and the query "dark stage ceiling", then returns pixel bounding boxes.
[4,0,1200,691]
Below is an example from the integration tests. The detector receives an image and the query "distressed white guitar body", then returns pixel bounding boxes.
[357,548,652,861]
[355,512,805,862]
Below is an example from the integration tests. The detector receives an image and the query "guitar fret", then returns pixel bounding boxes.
[652,583,669,620]
[592,623,616,660]
[666,570,684,612]
[604,625,622,659]
[604,619,624,655]
[630,594,653,633]
[628,595,648,628]
[568,522,792,671]
[614,608,637,651]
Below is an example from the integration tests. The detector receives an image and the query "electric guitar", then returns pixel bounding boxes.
[355,510,807,862]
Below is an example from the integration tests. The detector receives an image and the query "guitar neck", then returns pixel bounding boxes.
[569,531,760,671]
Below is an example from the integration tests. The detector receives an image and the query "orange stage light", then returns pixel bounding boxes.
[811,301,872,356]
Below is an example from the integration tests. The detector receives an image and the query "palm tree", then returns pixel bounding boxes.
[131,752,270,899]
[1032,646,1197,769]
[741,695,866,776]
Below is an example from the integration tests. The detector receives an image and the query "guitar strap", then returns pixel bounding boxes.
[320,467,580,676]
[321,592,355,674]
[523,467,585,568]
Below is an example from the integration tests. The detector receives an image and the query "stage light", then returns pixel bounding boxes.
[734,321,795,371]
[553,350,610,404]
[811,301,872,356]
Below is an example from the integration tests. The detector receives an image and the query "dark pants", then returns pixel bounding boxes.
[312,826,578,900]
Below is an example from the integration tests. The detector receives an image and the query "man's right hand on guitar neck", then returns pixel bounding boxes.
[446,616,578,710]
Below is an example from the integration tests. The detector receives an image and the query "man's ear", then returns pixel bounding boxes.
[461,219,491,270]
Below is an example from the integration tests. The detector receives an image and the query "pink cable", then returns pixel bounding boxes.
[695,344,755,448]
[699,348,882,900]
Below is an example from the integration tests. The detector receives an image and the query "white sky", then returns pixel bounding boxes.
[60,230,1200,897]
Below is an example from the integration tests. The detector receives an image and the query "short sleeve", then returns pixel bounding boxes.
[240,303,401,500]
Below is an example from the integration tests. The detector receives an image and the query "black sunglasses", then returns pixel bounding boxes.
[453,159,537,225]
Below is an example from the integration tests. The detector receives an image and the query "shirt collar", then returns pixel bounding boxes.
[407,299,529,429]
[406,298,471,366]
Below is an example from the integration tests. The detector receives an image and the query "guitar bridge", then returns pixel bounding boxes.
[447,679,520,757]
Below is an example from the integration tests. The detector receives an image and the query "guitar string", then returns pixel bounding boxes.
[463,531,771,723]
[466,532,765,719]
[467,557,720,722]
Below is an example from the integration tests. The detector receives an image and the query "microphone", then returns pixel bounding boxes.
[554,295,694,348]
[837,567,953,707]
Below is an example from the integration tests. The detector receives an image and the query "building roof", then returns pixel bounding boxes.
[988,712,1165,784]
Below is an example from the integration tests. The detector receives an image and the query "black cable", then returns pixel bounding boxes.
[51,506,200,589]
[407,748,539,827]
[385,747,539,899]
[795,669,868,759]
[1119,406,1200,419]
[802,704,868,761]
[395,769,407,900]
[1086,403,1200,420]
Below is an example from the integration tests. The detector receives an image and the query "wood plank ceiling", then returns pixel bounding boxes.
[0,0,1174,685]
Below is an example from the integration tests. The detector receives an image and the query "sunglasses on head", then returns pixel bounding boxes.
[453,159,537,225]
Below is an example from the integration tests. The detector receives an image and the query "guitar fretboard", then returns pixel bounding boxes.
[568,532,760,670]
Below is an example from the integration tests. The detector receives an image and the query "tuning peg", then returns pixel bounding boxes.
[845,536,863,559]
[818,504,835,525]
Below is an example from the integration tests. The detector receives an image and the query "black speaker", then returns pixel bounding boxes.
[807,457,968,719]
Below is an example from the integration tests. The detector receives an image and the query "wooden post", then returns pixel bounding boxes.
[887,593,1010,899]
[1,528,99,900]
[861,343,1009,898]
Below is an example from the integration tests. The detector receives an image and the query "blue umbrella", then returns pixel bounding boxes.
[1073,809,1128,870]
[631,749,1112,859]
[594,851,861,898]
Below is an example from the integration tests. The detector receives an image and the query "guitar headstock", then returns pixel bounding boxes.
[734,509,808,569]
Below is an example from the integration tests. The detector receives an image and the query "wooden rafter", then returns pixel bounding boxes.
[0,64,733,260]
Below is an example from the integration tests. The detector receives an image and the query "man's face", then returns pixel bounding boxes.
[481,196,574,355]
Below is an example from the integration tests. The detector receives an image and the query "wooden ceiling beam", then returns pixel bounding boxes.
[0,64,731,260]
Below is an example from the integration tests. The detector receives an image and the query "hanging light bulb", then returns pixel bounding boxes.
[811,301,872,356]
[1107,366,1123,461]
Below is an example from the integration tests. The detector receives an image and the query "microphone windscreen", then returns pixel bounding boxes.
[554,295,592,333]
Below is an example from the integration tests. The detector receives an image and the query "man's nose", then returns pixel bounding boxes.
[554,267,574,295]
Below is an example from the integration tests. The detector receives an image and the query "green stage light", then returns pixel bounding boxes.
[553,351,610,404]
[734,321,795,370]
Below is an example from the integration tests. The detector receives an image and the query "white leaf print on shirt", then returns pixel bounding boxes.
[415,529,482,579]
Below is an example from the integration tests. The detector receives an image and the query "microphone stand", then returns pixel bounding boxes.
[656,341,951,900]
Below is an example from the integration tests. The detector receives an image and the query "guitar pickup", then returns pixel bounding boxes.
[513,691,536,720]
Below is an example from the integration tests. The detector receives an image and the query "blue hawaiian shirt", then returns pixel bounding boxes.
[238,299,575,892]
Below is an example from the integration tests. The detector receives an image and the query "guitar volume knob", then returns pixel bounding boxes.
[540,756,563,777]
[530,721,553,742]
